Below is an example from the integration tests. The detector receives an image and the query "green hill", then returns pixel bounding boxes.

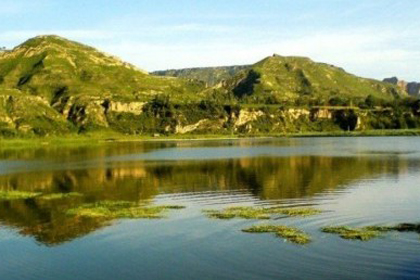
[0,35,204,103]
[0,37,417,138]
[209,54,405,105]
[0,35,205,135]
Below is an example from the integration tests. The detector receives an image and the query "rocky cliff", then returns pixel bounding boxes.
[384,77,420,97]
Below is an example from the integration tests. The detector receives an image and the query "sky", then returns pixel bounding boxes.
[1,0,419,81]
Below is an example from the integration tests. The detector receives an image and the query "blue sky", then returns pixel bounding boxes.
[1,0,419,80]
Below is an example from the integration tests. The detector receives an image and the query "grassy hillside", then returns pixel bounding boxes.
[209,55,405,105]
[0,35,204,103]
[0,36,417,138]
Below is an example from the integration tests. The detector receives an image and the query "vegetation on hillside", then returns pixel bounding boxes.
[0,35,204,102]
[0,36,418,138]
[208,55,405,105]
[153,65,249,86]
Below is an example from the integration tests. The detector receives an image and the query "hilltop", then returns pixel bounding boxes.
[0,36,418,137]
[0,35,204,102]
[190,55,403,105]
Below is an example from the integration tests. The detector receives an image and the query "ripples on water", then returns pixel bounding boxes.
[0,137,419,280]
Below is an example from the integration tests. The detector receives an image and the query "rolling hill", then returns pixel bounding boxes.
[0,35,204,135]
[197,55,404,104]
[0,36,417,137]
[0,35,204,102]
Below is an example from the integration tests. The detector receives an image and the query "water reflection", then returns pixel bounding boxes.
[0,140,416,246]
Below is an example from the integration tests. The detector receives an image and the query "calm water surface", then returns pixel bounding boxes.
[0,137,419,280]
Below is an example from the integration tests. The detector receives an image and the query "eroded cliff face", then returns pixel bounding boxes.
[106,101,145,115]
[1,94,419,137]
[171,106,420,135]
[166,107,368,135]
[0,94,73,135]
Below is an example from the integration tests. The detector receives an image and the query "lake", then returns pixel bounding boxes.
[0,137,419,280]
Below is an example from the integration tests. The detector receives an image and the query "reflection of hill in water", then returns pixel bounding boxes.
[0,151,412,246]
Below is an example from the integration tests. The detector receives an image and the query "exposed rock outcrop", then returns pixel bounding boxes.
[234,110,265,127]
[383,77,420,97]
[407,82,420,96]
[106,101,145,115]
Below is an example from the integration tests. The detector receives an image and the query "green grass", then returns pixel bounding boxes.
[242,224,311,245]
[66,201,186,219]
[203,206,322,220]
[2,129,420,151]
[0,190,42,200]
[288,129,420,138]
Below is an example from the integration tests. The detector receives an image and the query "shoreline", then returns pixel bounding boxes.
[1,129,420,150]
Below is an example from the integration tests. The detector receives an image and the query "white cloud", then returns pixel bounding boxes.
[98,27,419,81]
[1,25,419,81]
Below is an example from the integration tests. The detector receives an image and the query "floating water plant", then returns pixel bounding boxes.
[266,207,323,217]
[39,192,83,200]
[321,226,381,241]
[203,206,322,220]
[0,190,42,200]
[66,201,186,219]
[322,223,420,241]
[391,223,420,234]
[203,207,271,219]
[242,224,311,245]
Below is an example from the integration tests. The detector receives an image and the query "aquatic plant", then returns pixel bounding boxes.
[39,192,83,200]
[242,224,311,245]
[203,207,270,219]
[0,190,41,200]
[391,223,420,234]
[203,206,322,220]
[266,207,323,217]
[66,201,186,219]
[322,223,420,241]
[321,226,381,241]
